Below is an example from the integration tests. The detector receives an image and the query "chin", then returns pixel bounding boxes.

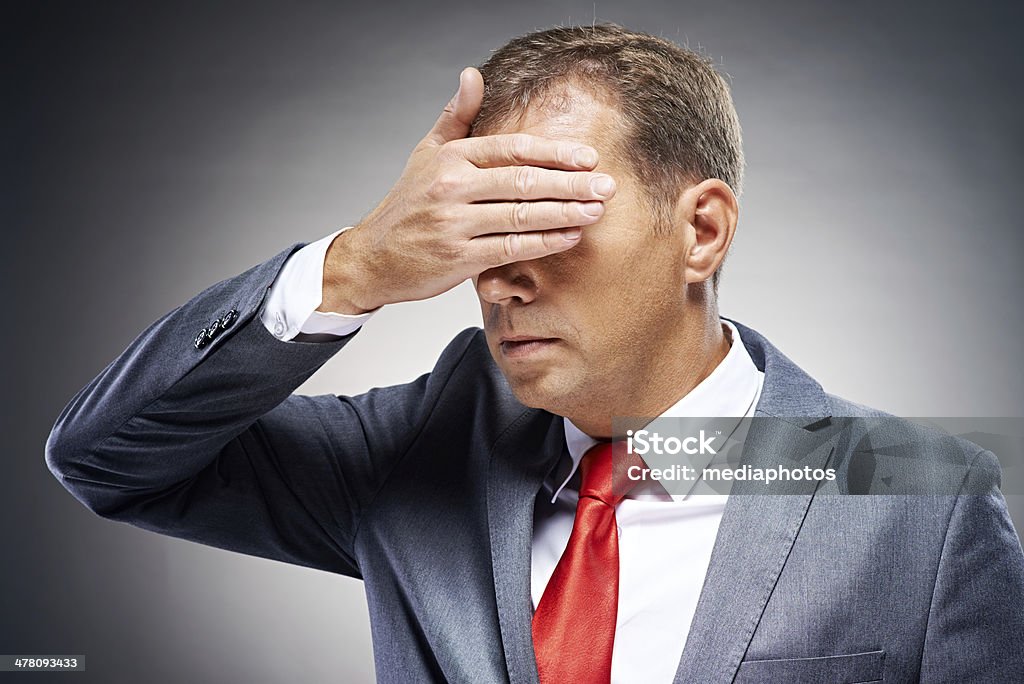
[502,369,582,416]
[487,341,589,413]
[502,371,550,408]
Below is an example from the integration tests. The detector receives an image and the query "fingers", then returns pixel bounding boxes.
[423,67,484,147]
[462,166,616,202]
[464,200,604,234]
[466,228,584,268]
[451,133,600,171]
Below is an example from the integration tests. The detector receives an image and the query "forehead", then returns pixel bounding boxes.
[481,81,627,161]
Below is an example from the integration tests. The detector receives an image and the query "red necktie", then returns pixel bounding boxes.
[532,441,637,684]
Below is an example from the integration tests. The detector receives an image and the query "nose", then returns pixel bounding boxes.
[475,264,538,306]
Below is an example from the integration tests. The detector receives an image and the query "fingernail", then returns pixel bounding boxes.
[581,201,604,217]
[563,228,582,241]
[591,175,615,197]
[573,147,598,167]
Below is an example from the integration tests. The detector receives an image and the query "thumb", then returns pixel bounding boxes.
[423,67,484,147]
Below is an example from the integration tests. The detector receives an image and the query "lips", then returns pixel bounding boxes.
[499,335,559,358]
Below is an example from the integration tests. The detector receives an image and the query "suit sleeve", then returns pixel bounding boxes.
[919,449,1024,681]
[44,241,477,579]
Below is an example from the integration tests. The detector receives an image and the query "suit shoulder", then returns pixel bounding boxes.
[822,393,997,495]
[825,392,896,419]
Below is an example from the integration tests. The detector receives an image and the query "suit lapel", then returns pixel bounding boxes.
[673,320,838,683]
[487,410,565,684]
[673,415,839,682]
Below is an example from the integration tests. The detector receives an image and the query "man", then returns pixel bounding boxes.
[45,23,1024,683]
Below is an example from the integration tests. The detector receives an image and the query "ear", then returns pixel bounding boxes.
[677,178,738,284]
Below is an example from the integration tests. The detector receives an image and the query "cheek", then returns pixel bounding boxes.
[554,233,631,287]
[575,249,681,342]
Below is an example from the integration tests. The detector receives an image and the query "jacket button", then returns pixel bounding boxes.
[207,319,222,338]
[220,309,238,328]
[194,329,209,349]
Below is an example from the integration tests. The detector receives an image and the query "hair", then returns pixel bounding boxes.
[471,23,745,290]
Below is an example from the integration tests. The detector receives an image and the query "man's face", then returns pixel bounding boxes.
[473,83,694,419]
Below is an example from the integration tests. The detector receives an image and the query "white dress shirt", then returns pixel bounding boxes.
[532,321,763,683]
[261,229,765,683]
[260,227,372,340]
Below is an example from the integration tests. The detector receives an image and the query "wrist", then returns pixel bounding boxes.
[319,227,382,314]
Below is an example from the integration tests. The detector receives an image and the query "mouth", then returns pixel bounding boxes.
[498,335,560,359]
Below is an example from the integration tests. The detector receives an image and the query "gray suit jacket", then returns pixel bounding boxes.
[46,241,1024,683]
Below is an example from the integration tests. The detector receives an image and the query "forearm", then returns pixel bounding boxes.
[45,241,356,513]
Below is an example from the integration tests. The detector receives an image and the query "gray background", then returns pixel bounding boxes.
[5,0,1022,682]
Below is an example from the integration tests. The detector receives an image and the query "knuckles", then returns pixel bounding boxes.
[570,173,590,198]
[431,205,462,230]
[435,139,465,161]
[511,201,530,230]
[505,134,532,165]
[501,233,521,261]
[513,166,538,196]
[559,201,575,223]
[439,237,467,263]
[425,171,463,201]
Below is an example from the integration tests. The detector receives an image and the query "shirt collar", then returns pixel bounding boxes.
[548,319,764,503]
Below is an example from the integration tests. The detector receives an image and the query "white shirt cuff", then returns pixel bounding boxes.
[260,227,376,342]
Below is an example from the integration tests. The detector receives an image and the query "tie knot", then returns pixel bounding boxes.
[579,441,644,506]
